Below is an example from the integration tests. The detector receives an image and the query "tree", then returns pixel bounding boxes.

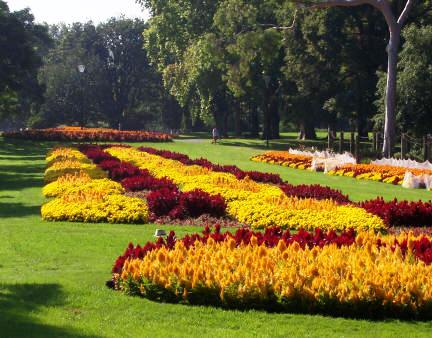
[214,0,288,139]
[0,1,51,123]
[290,0,420,156]
[141,0,225,132]
[377,25,432,137]
[37,19,176,130]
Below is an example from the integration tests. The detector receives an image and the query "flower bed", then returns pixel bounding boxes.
[279,183,350,204]
[80,145,229,221]
[107,146,384,231]
[359,198,432,228]
[328,163,432,185]
[41,147,149,223]
[41,145,432,229]
[251,151,313,170]
[4,127,173,142]
[110,226,432,319]
[138,147,351,203]
[139,147,284,184]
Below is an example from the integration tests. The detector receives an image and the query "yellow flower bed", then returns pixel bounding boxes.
[117,231,432,317]
[251,151,312,169]
[227,199,384,231]
[46,147,90,166]
[42,171,92,197]
[107,147,385,231]
[45,158,106,183]
[41,147,148,224]
[41,193,148,223]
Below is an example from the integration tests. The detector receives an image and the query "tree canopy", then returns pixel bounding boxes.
[1,0,431,153]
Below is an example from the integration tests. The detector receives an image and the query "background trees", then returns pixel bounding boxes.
[35,19,181,130]
[0,1,51,125]
[1,0,431,156]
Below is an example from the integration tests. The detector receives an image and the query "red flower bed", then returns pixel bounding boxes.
[138,147,284,184]
[103,161,142,181]
[122,175,178,192]
[359,198,432,228]
[5,127,173,142]
[84,149,119,164]
[147,189,180,217]
[280,183,350,204]
[147,189,227,219]
[177,189,226,218]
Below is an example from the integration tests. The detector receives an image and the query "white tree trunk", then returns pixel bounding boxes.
[382,28,400,157]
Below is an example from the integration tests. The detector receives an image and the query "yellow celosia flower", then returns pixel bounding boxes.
[119,232,432,315]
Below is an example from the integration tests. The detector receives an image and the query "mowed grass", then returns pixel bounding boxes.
[1,137,432,338]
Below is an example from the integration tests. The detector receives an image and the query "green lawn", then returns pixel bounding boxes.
[1,137,432,338]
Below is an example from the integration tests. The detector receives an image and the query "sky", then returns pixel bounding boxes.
[7,0,150,24]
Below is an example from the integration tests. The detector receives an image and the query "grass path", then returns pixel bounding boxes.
[1,137,432,337]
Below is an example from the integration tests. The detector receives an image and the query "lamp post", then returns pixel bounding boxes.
[263,73,271,148]
[77,64,86,128]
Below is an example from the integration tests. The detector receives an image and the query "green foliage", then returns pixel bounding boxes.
[0,1,51,122]
[36,19,181,130]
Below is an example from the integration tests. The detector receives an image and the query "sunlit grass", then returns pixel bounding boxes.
[1,137,431,338]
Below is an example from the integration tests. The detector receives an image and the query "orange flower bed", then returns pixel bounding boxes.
[251,151,312,170]
[4,127,173,142]
[329,163,432,185]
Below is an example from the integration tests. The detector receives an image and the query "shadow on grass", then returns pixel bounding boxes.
[0,203,41,218]
[0,159,44,193]
[0,174,43,192]
[0,138,55,157]
[219,137,331,152]
[0,283,99,338]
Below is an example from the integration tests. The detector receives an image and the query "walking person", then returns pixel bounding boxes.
[212,127,220,144]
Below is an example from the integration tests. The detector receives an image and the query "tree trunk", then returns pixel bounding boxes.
[262,110,270,140]
[269,97,280,139]
[249,106,259,138]
[382,29,400,157]
[234,103,242,136]
[298,121,316,140]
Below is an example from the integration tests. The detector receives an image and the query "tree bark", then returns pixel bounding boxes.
[298,120,316,140]
[233,102,242,136]
[249,106,260,138]
[269,96,280,139]
[382,29,400,157]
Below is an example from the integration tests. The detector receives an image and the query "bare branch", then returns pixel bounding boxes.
[397,0,415,26]
[259,9,298,30]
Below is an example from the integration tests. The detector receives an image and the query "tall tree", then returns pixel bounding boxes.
[376,25,432,137]
[290,0,422,156]
[0,1,51,122]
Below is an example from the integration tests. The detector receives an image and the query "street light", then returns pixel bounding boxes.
[77,64,86,128]
[77,64,86,73]
[263,73,271,148]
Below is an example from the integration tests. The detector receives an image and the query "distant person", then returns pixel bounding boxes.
[212,127,219,144]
